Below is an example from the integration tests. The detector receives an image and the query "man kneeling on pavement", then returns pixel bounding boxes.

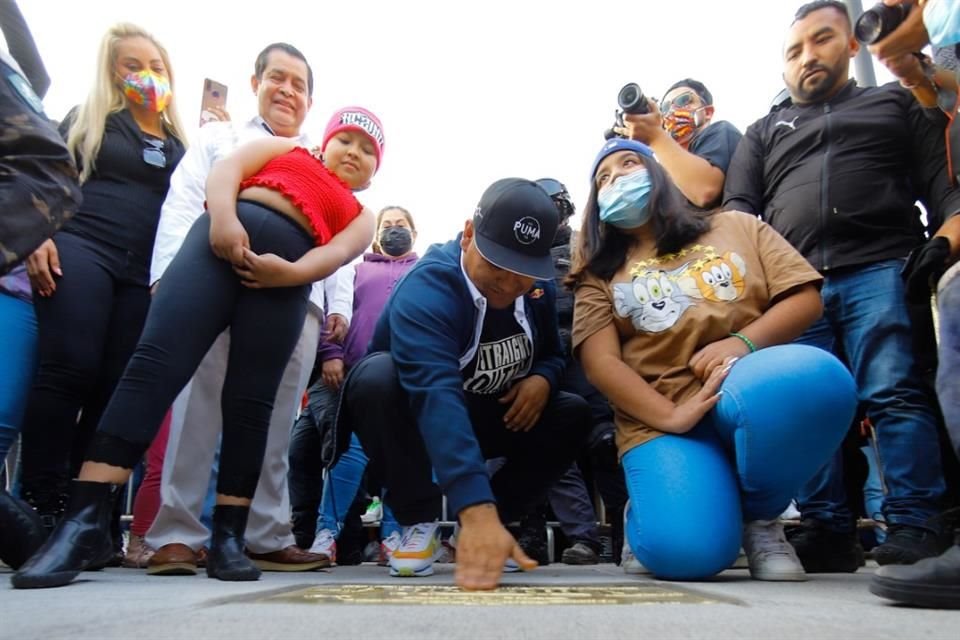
[334,178,591,590]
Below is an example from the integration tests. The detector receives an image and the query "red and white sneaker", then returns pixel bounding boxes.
[378,530,403,566]
[308,528,337,565]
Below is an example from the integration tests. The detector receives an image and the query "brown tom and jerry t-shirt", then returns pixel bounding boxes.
[572,210,822,456]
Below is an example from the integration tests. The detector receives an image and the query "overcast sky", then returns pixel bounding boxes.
[19,0,895,250]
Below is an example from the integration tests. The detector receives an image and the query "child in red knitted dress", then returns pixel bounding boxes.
[13,107,385,588]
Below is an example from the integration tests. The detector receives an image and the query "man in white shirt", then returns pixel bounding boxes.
[144,43,332,573]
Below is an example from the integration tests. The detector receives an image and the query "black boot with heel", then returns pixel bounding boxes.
[11,480,121,589]
[206,505,261,582]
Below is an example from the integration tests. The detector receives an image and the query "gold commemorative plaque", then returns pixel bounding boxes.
[267,584,728,606]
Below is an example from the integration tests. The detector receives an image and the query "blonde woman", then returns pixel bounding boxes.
[19,23,186,544]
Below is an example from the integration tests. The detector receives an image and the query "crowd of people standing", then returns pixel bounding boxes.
[1,0,959,610]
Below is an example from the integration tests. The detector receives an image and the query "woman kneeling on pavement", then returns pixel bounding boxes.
[570,138,857,581]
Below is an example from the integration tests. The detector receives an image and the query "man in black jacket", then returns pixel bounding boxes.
[723,0,959,572]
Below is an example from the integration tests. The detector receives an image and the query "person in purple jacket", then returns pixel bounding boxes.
[287,206,418,565]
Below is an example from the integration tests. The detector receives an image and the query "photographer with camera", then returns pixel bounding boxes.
[723,0,960,575]
[862,0,960,609]
[610,79,741,209]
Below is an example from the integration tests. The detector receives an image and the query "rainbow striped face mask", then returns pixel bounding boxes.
[122,70,171,113]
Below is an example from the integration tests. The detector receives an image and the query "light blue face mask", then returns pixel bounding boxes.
[597,169,653,229]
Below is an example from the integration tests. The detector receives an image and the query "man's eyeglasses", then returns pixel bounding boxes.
[659,91,698,114]
[143,137,166,168]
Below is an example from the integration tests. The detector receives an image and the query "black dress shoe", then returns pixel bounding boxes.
[871,543,960,608]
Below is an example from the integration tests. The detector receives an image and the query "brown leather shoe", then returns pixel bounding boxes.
[147,543,198,575]
[246,545,330,572]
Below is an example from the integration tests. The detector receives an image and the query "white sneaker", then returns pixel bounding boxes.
[621,500,649,575]
[389,522,442,577]
[378,530,403,566]
[309,528,337,564]
[621,538,649,574]
[503,557,524,573]
[779,500,801,521]
[742,519,807,581]
[361,498,383,524]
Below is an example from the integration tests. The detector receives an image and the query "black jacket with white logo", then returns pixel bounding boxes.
[723,80,960,272]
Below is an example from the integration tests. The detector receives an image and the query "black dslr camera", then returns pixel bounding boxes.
[604,82,651,140]
[854,2,909,45]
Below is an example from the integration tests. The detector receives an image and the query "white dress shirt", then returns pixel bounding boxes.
[149,116,330,312]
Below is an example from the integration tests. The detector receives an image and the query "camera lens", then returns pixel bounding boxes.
[854,3,907,44]
[854,9,883,43]
[618,83,649,115]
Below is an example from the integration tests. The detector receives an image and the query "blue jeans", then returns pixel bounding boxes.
[937,264,960,463]
[318,433,399,539]
[622,345,856,580]
[0,292,37,467]
[795,260,945,532]
[861,443,886,543]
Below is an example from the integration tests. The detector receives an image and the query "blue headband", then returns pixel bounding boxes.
[590,139,654,179]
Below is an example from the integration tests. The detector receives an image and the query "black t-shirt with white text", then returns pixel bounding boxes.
[462,306,533,395]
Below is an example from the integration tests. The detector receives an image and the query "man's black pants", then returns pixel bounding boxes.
[342,352,591,525]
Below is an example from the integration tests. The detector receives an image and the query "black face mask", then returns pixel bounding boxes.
[379,226,413,257]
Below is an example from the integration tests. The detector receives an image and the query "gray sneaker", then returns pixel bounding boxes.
[743,519,807,581]
[561,541,599,565]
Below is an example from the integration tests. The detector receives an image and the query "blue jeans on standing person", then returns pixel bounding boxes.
[0,289,38,471]
[861,443,887,543]
[936,262,960,464]
[622,345,856,580]
[794,260,945,533]
[318,433,399,539]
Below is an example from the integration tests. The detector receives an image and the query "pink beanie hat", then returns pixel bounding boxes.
[321,106,385,169]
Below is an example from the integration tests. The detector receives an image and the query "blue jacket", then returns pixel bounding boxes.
[365,236,565,517]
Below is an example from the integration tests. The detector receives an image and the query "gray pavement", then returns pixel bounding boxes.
[1,562,957,639]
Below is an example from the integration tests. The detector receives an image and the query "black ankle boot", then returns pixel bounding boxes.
[21,485,69,537]
[206,505,261,582]
[11,480,121,589]
[0,488,45,569]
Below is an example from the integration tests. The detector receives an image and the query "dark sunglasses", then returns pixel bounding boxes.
[659,91,698,114]
[143,137,166,168]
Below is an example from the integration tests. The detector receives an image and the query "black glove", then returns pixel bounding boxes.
[901,237,951,304]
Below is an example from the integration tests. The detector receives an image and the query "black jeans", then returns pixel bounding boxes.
[287,375,340,545]
[344,352,592,524]
[88,202,312,498]
[558,355,628,521]
[20,231,151,501]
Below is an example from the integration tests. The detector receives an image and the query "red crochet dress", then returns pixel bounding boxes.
[239,146,362,245]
